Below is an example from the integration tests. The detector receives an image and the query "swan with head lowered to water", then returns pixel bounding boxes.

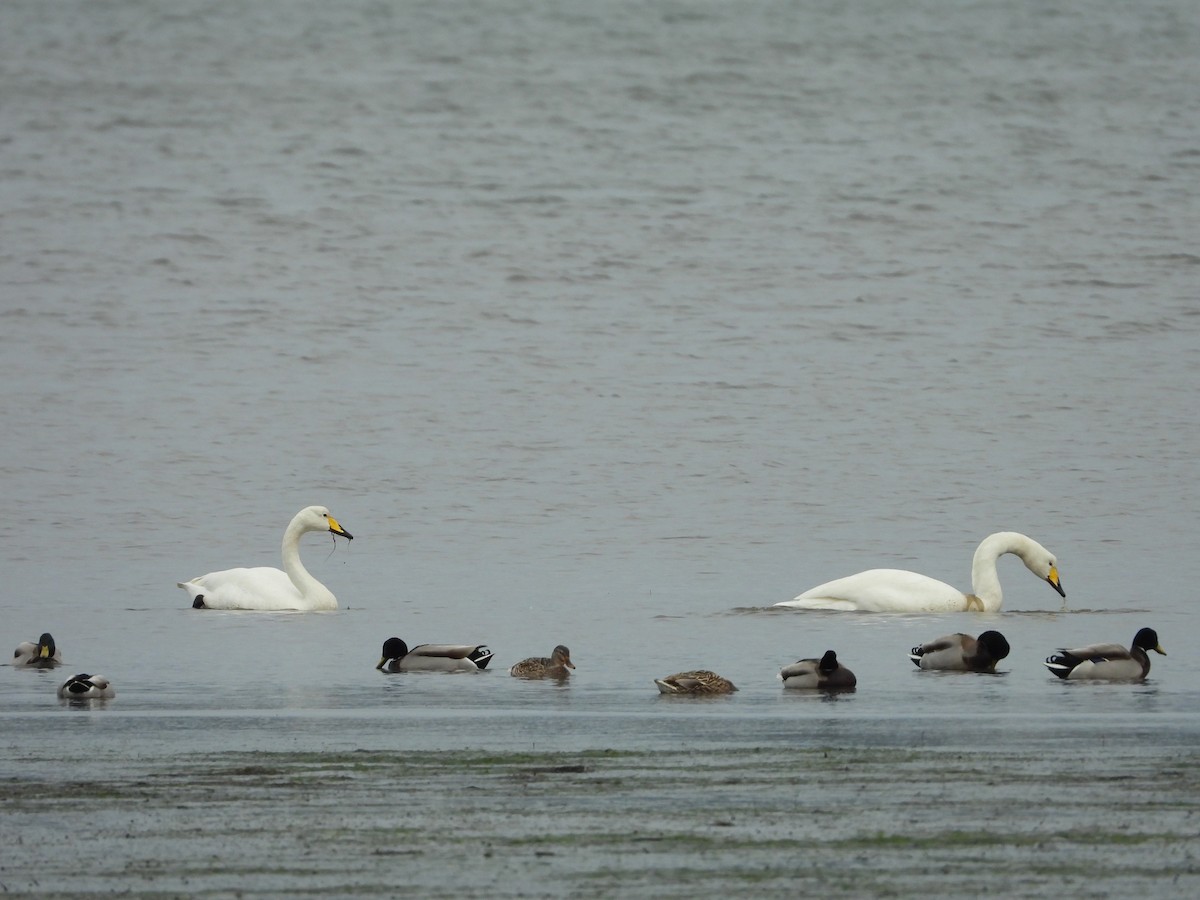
[178,506,353,611]
[775,531,1064,613]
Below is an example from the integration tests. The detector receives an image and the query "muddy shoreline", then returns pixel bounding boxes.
[4,742,1198,898]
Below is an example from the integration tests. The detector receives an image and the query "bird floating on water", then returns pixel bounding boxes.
[1044,627,1165,681]
[910,631,1011,672]
[13,632,63,668]
[654,670,737,695]
[178,505,353,611]
[376,637,494,673]
[775,531,1064,613]
[509,645,575,679]
[57,673,115,700]
[779,650,857,689]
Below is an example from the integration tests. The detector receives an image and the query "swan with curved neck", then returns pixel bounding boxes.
[775,531,1065,613]
[178,506,353,611]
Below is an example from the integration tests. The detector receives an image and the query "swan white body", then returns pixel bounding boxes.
[775,531,1065,613]
[178,506,353,611]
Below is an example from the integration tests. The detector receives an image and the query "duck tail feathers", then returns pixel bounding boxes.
[471,646,494,669]
[1044,654,1073,679]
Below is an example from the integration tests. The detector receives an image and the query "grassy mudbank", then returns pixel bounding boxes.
[3,746,1199,897]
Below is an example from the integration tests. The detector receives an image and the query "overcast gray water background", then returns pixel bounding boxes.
[2,0,1199,895]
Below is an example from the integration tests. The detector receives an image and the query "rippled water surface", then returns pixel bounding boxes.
[2,0,1198,894]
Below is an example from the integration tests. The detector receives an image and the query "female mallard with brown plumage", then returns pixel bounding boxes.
[654,670,737,695]
[509,645,575,679]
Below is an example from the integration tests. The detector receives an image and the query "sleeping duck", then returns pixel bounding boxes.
[376,637,493,673]
[910,631,1010,672]
[13,633,63,668]
[654,670,737,695]
[1044,627,1166,681]
[509,645,575,679]
[779,650,857,689]
[57,673,115,699]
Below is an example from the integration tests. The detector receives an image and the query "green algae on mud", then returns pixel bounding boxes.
[3,746,1199,898]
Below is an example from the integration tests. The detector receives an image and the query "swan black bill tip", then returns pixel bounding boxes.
[1048,575,1065,598]
[334,528,353,541]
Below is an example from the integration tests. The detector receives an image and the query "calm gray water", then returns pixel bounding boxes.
[2,0,1199,892]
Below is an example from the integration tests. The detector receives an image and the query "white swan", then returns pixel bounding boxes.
[178,506,353,611]
[775,531,1065,613]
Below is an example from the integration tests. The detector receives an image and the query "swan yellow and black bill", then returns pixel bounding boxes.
[1046,564,1064,597]
[327,515,353,541]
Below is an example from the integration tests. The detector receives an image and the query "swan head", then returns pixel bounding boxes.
[1133,628,1166,656]
[1013,536,1065,598]
[297,506,353,541]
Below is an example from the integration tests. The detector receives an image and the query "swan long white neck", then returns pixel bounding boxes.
[969,531,1031,612]
[281,514,334,608]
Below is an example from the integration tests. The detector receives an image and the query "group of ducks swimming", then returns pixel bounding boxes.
[11,634,116,699]
[652,625,1168,695]
[10,630,580,698]
[15,623,1167,701]
[14,508,1169,699]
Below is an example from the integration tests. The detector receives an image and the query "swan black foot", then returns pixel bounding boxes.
[192,596,207,609]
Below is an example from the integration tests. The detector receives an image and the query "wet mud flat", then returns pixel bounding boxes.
[2,743,1198,898]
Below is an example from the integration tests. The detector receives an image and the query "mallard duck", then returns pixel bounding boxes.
[779,650,857,689]
[910,631,1011,672]
[13,632,63,668]
[376,637,493,673]
[775,532,1065,612]
[1045,627,1166,681]
[509,645,575,679]
[57,673,115,699]
[178,505,353,611]
[654,670,737,695]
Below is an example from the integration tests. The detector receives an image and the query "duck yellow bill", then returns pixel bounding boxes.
[1154,643,1167,656]
[1046,565,1065,597]
[328,515,353,541]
